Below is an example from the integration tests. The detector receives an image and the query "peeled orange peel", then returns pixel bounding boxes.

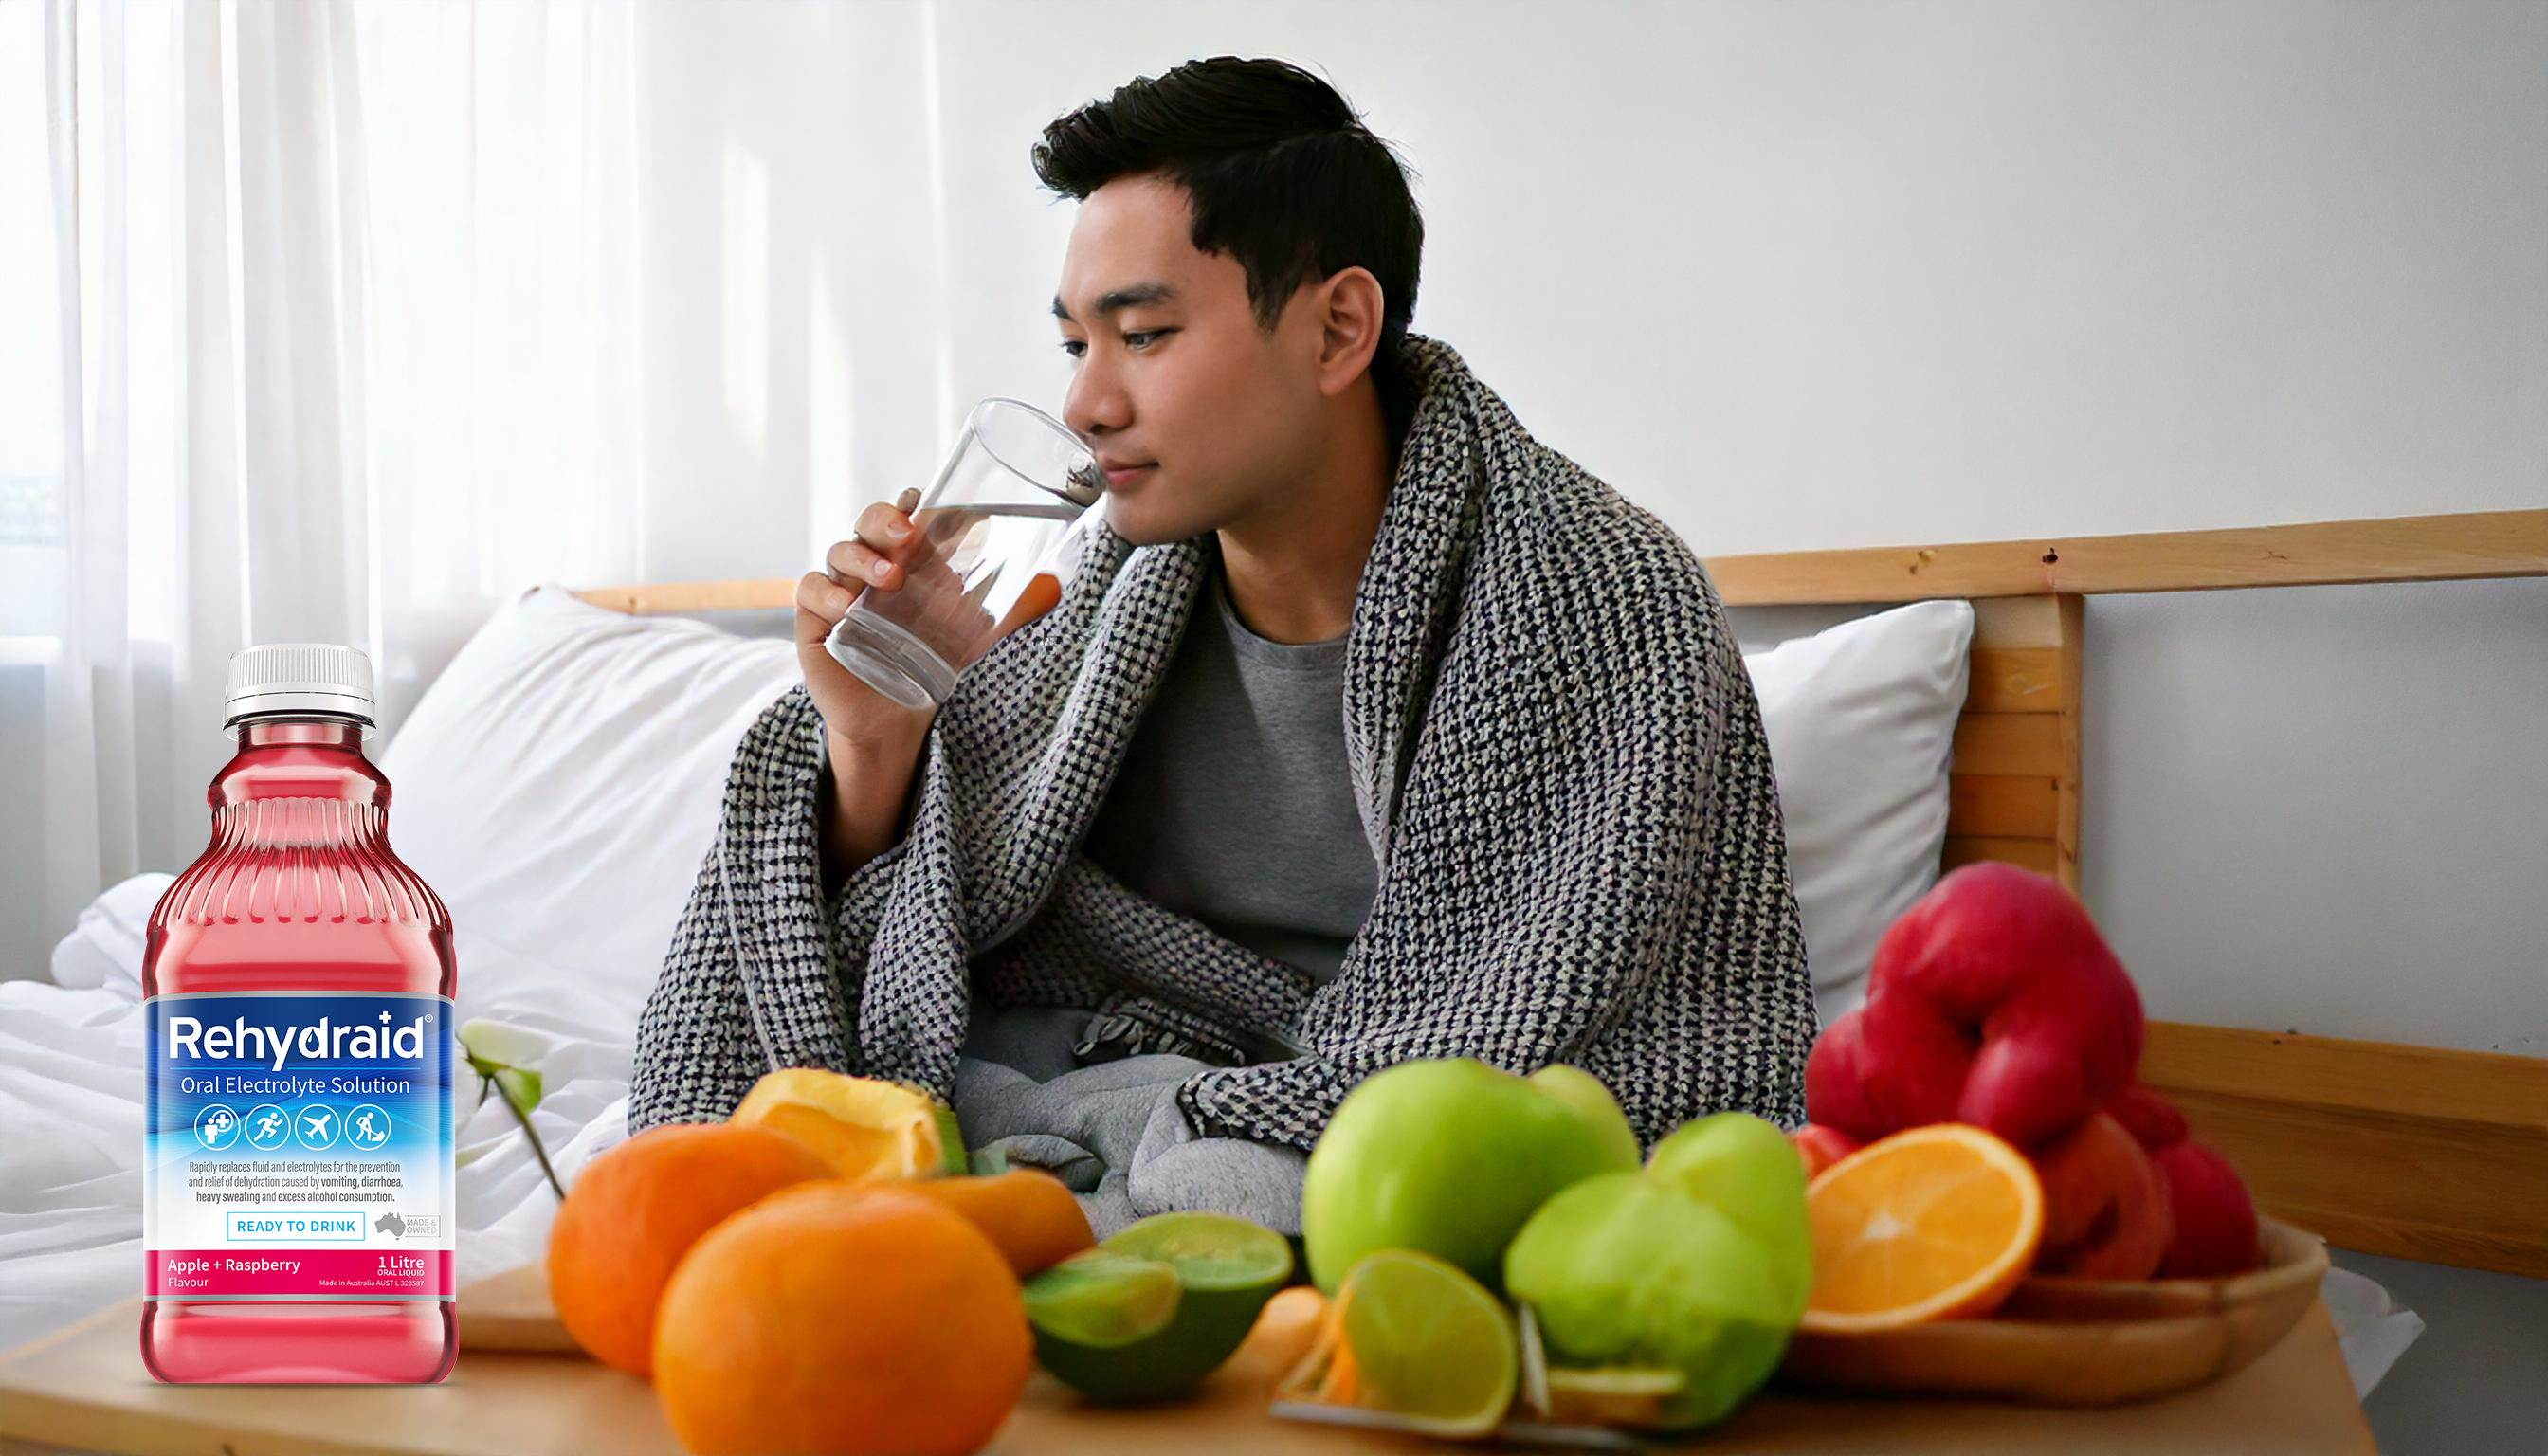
[1798,1122,2045,1333]
[1224,1284,1332,1392]
[728,1068,965,1181]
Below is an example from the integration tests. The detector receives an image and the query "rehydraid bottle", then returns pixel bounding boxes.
[141,645,457,1383]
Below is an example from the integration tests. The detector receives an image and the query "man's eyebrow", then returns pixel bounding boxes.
[1050,282,1178,323]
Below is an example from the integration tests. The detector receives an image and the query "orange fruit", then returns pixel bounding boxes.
[1271,1283,1360,1405]
[992,571,1064,637]
[901,1168,1096,1276]
[654,1182,1032,1456]
[1798,1122,2044,1333]
[730,1067,967,1180]
[1317,1338,1362,1405]
[1228,1284,1332,1392]
[546,1123,833,1374]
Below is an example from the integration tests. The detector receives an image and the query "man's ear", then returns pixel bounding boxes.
[1313,267,1386,398]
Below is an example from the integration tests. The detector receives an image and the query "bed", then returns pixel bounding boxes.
[1,506,2536,1393]
[573,506,2548,1283]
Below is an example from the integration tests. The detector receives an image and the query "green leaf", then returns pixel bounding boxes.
[493,1065,543,1119]
[456,1017,566,1201]
[463,1049,544,1119]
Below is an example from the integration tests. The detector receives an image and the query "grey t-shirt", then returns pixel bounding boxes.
[1080,556,1378,986]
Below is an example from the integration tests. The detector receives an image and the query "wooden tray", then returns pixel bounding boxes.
[452,1264,577,1355]
[1779,1217,2331,1406]
[0,1283,2373,1454]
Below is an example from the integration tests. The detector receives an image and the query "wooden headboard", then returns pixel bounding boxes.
[576,507,2548,1278]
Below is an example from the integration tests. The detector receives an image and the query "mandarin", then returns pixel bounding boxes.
[546,1122,833,1374]
[901,1167,1095,1276]
[654,1182,1032,1456]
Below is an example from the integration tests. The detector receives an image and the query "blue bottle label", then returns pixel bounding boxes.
[144,992,456,1301]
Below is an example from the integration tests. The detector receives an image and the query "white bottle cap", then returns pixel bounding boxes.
[224,643,377,726]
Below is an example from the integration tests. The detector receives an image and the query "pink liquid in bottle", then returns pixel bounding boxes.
[140,644,457,1383]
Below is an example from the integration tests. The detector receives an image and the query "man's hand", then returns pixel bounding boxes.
[798,487,935,882]
[796,487,934,741]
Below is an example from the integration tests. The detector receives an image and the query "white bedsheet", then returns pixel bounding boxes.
[0,873,637,1353]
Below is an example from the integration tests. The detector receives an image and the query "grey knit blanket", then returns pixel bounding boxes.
[629,334,1816,1154]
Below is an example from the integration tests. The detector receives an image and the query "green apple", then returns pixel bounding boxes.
[1644,1112,1813,1313]
[1504,1112,1811,1431]
[1521,1065,1644,1169]
[1301,1059,1642,1295]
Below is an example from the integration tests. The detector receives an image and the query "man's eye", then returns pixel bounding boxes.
[1058,329,1173,361]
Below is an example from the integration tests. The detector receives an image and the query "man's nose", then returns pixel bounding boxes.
[1063,352,1131,440]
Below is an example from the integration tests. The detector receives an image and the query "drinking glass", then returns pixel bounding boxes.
[826,398,1109,708]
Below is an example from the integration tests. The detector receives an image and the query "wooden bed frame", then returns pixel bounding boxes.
[576,507,2548,1280]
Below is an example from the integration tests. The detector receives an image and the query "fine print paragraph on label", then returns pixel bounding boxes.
[187,1158,407,1207]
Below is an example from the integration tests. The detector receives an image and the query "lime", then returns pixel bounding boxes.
[1026,1210,1293,1404]
[1334,1249,1519,1438]
[1020,1250,1181,1346]
[1542,1364,1687,1429]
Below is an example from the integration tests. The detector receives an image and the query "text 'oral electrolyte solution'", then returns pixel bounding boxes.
[141,644,458,1383]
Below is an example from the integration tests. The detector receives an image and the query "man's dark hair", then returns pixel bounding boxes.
[1033,57,1425,434]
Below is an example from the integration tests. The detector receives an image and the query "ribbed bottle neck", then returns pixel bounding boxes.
[235,716,370,753]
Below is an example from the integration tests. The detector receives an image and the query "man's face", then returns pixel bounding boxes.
[1052,173,1324,547]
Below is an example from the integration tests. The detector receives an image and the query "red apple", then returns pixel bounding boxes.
[1790,1123,1862,1180]
[2154,1139,2261,1278]
[2104,1080,2190,1151]
[2031,1113,2170,1280]
[1808,864,2144,1150]
[1805,995,1972,1138]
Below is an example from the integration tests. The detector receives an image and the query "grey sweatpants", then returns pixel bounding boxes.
[952,1005,1308,1239]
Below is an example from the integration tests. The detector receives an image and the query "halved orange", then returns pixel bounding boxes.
[1798,1122,2044,1333]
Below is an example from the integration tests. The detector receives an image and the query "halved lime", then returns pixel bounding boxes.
[1027,1211,1294,1404]
[1106,1210,1292,1282]
[1543,1364,1688,1429]
[1021,1250,1181,1347]
[1335,1248,1520,1438]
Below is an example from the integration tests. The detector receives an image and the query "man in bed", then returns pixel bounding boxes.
[631,56,1815,1236]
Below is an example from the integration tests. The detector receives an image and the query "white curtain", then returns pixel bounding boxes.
[1,0,648,978]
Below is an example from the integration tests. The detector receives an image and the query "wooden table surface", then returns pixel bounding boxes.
[0,1293,2375,1455]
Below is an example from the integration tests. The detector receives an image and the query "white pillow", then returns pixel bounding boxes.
[1741,600,1975,1025]
[378,587,799,1028]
